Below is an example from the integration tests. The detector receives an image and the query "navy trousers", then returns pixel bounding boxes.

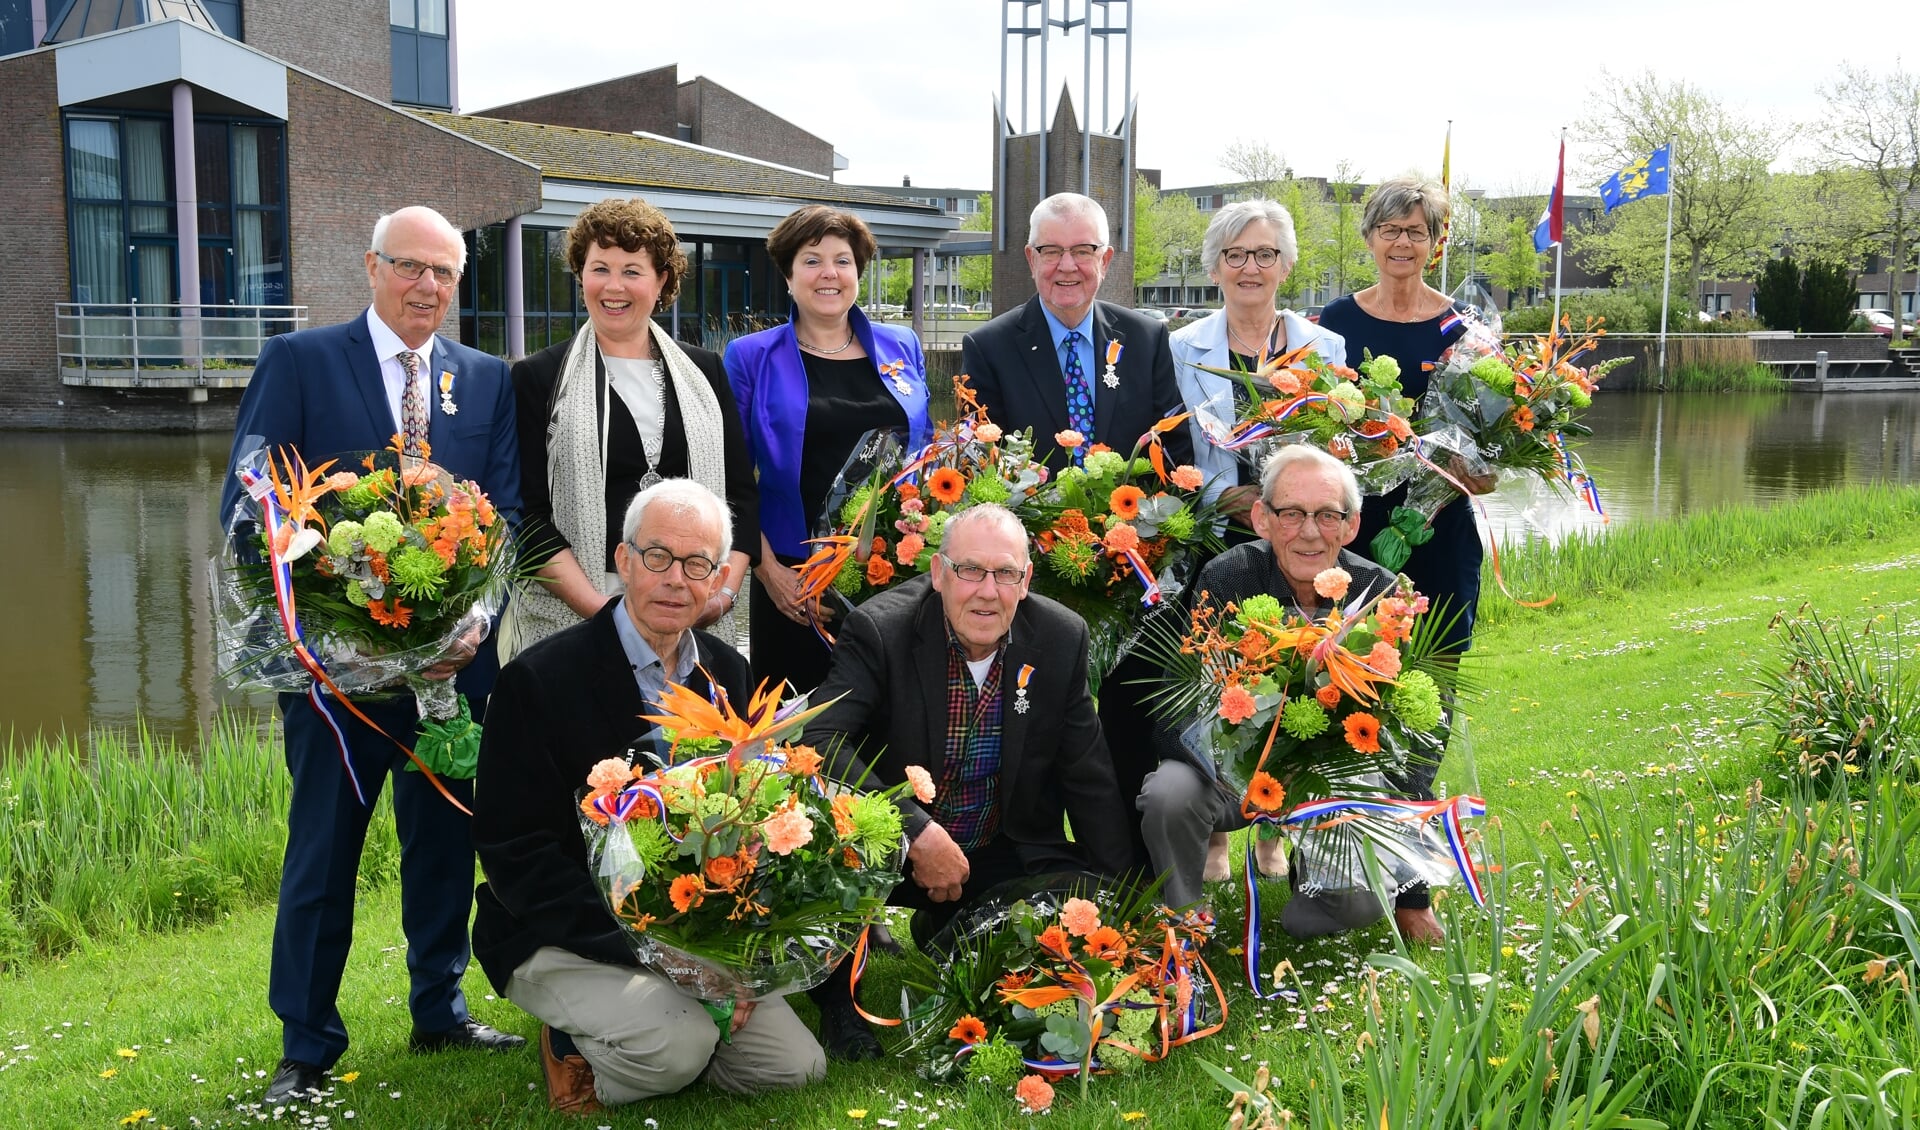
[270,690,477,1069]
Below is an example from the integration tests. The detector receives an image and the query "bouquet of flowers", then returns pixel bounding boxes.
[797,376,1047,614]
[1024,417,1223,692]
[1370,312,1627,571]
[214,435,515,777]
[1189,343,1418,494]
[578,680,914,1003]
[895,876,1222,1112]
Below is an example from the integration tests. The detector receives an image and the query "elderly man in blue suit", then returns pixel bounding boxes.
[221,205,527,1106]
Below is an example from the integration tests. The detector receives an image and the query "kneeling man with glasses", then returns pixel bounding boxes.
[799,503,1136,1059]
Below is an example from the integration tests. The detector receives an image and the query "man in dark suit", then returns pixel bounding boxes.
[222,206,526,1106]
[800,503,1134,1057]
[960,191,1196,873]
[472,480,825,1113]
[960,191,1194,469]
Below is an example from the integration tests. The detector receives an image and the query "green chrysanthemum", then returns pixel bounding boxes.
[344,579,371,607]
[847,794,904,859]
[832,556,865,596]
[1047,537,1101,583]
[1115,989,1158,1040]
[1280,696,1331,740]
[1391,669,1444,731]
[387,545,447,602]
[625,817,675,872]
[327,520,365,557]
[1568,386,1592,408]
[1470,356,1517,393]
[967,476,1011,504]
[341,470,393,511]
[1156,506,1195,542]
[1236,594,1285,626]
[840,486,874,526]
[361,510,405,553]
[962,1037,1023,1084]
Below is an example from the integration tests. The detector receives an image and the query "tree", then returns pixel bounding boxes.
[957,193,992,301]
[1132,176,1208,297]
[1819,63,1920,334]
[1324,160,1376,296]
[1132,174,1167,289]
[1220,140,1292,203]
[1276,179,1320,306]
[1755,255,1800,330]
[1575,70,1789,317]
[1800,259,1858,333]
[1489,216,1544,307]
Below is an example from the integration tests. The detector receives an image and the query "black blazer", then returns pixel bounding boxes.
[471,599,752,992]
[511,335,761,572]
[800,575,1133,876]
[961,297,1195,469]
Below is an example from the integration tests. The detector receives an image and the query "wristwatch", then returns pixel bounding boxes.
[718,586,738,607]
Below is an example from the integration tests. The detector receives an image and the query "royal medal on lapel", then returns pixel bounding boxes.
[1013,663,1034,714]
[879,358,913,396]
[438,370,458,416]
[1102,340,1123,389]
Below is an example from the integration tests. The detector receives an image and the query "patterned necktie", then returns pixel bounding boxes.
[1061,330,1093,465]
[398,350,428,457]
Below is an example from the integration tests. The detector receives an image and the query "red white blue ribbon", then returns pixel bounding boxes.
[1117,546,1161,605]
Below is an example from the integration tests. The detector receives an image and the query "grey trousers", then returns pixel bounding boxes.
[1137,759,1243,910]
[505,947,826,1106]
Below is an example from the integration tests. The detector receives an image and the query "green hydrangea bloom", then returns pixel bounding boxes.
[847,794,904,860]
[1100,1043,1144,1074]
[1115,989,1158,1040]
[695,792,743,825]
[925,510,952,547]
[1363,354,1401,383]
[1157,507,1195,542]
[1391,669,1443,731]
[1280,696,1331,739]
[840,486,874,526]
[1470,356,1517,393]
[1035,998,1082,1021]
[968,476,1011,505]
[1047,537,1101,583]
[388,545,447,602]
[1084,450,1127,479]
[962,1037,1023,1084]
[361,510,405,554]
[344,579,371,607]
[1568,386,1592,409]
[1327,381,1367,416]
[1236,594,1285,626]
[327,520,365,558]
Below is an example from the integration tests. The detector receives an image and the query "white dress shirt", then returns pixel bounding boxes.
[364,308,438,435]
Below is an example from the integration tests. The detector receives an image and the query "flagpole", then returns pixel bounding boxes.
[1439,120,1451,292]
[1550,127,1565,332]
[1655,136,1676,387]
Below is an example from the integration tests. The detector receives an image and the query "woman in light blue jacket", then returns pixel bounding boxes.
[1167,198,1346,883]
[1171,198,1346,521]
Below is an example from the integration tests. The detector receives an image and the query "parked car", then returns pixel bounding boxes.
[1135,307,1169,322]
[1861,309,1916,337]
[927,303,973,316]
[868,303,905,317]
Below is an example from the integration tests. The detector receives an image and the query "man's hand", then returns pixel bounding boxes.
[907,822,969,903]
[1447,455,1498,497]
[420,622,485,681]
[729,996,757,1036]
[1394,906,1446,944]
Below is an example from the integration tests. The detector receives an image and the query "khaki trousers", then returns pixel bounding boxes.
[506,947,825,1105]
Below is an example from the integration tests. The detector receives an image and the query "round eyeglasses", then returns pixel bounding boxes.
[1221,246,1283,269]
[1260,503,1351,533]
[627,542,718,580]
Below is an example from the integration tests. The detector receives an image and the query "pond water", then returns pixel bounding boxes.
[6,391,1920,743]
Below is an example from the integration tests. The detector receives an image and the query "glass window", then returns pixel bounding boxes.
[416,0,446,35]
[389,0,414,28]
[201,0,241,38]
[391,30,419,104]
[0,0,33,55]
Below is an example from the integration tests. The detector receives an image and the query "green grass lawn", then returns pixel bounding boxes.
[7,512,1920,1127]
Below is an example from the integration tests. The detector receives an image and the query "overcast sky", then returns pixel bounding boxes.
[456,1,1911,198]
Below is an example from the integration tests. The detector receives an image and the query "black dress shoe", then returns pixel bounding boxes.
[262,1058,328,1105]
[408,1019,528,1053]
[817,1000,884,1062]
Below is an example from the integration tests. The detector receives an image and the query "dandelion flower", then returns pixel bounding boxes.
[927,467,967,505]
[116,1048,139,1059]
[1060,897,1101,937]
[1314,567,1351,600]
[948,1015,988,1045]
[119,1111,151,1127]
[1344,711,1382,753]
[1016,1074,1055,1113]
[1218,684,1259,725]
[1246,772,1285,813]
[1170,464,1204,490]
[904,764,937,803]
[1108,484,1146,521]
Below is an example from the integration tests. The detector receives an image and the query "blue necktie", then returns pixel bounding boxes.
[1062,330,1093,465]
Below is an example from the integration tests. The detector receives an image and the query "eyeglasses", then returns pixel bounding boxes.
[1260,503,1351,532]
[1221,246,1283,269]
[1030,243,1105,266]
[1372,224,1432,245]
[939,554,1028,587]
[626,541,718,580]
[375,252,461,286]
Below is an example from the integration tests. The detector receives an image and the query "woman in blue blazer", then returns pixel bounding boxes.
[725,205,933,697]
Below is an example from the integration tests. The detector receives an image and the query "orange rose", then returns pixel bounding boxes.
[1316,683,1342,708]
[867,551,895,586]
[705,854,743,890]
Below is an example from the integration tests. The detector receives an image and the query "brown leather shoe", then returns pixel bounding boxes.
[539,1025,603,1114]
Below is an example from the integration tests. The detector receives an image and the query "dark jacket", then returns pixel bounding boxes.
[961,296,1195,469]
[470,599,751,992]
[800,574,1133,876]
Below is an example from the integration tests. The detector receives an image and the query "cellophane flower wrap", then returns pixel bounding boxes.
[1372,311,1628,571]
[1024,415,1223,694]
[213,437,514,771]
[1139,568,1465,892]
[577,680,911,1002]
[797,374,1048,611]
[1189,343,1419,495]
[898,876,1222,1106]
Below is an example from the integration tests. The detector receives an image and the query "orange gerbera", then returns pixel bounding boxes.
[783,744,823,776]
[948,1015,989,1044]
[1246,771,1286,813]
[668,873,704,913]
[1316,683,1342,708]
[705,854,743,890]
[927,467,967,504]
[1512,405,1536,432]
[1344,711,1382,753]
[367,598,412,628]
[1108,485,1146,521]
[1086,925,1127,959]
